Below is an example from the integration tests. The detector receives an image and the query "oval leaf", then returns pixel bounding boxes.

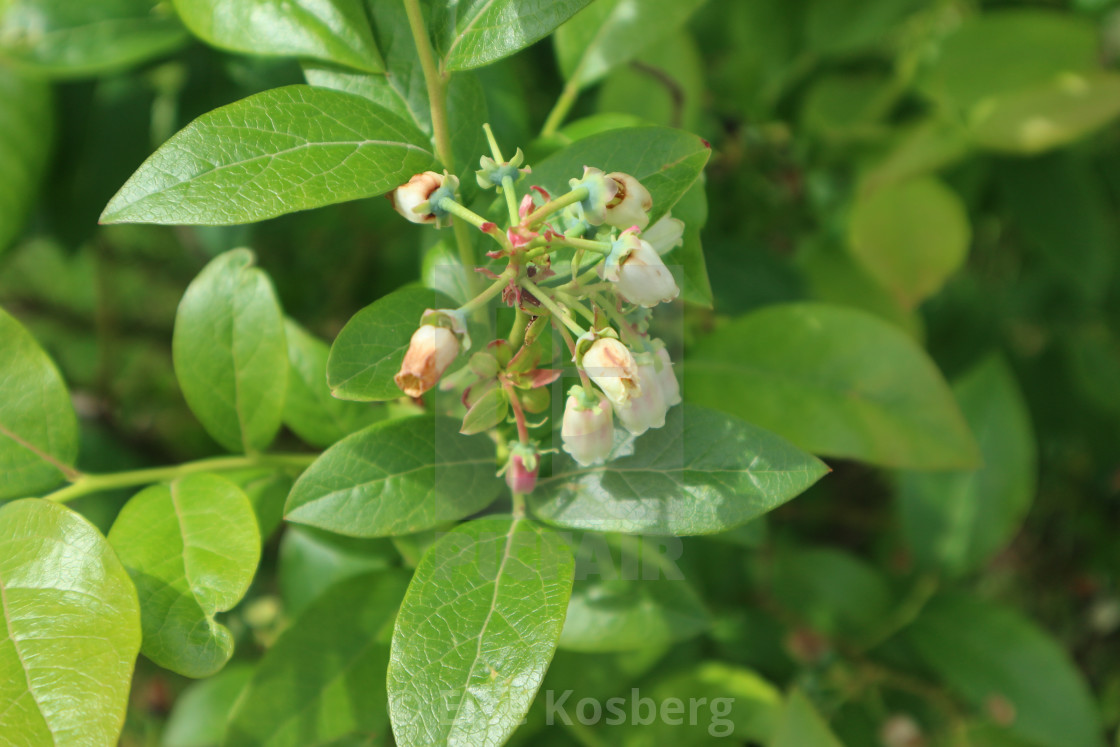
[554,0,707,89]
[101,85,438,225]
[284,415,503,537]
[532,405,828,536]
[772,690,845,747]
[0,499,141,745]
[685,303,981,469]
[899,356,1036,577]
[434,0,593,71]
[460,387,509,435]
[905,594,1102,747]
[848,176,970,309]
[173,249,288,454]
[107,474,261,678]
[283,319,383,448]
[326,285,455,402]
[387,517,575,747]
[0,307,79,500]
[529,126,711,227]
[225,572,409,747]
[0,64,52,254]
[173,0,384,72]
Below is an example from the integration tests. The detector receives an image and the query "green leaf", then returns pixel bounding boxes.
[461,387,509,435]
[529,126,711,228]
[0,64,51,254]
[771,690,845,747]
[283,319,383,448]
[172,0,383,72]
[101,85,438,225]
[387,517,575,747]
[0,307,79,500]
[0,0,187,77]
[597,31,705,132]
[905,594,1102,747]
[108,474,261,678]
[326,285,455,402]
[559,575,709,653]
[531,405,828,535]
[664,177,713,308]
[230,469,294,541]
[0,499,141,745]
[432,0,593,71]
[173,249,288,454]
[163,664,253,747]
[859,118,972,195]
[285,415,502,537]
[278,525,397,617]
[554,0,707,89]
[685,303,980,469]
[224,571,409,747]
[969,72,1120,155]
[848,176,970,309]
[899,356,1036,577]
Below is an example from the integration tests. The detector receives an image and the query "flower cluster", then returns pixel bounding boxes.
[388,128,685,495]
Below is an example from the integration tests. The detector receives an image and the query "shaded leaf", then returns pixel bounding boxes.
[0,63,52,254]
[162,664,253,747]
[559,575,709,652]
[278,526,397,617]
[772,690,845,747]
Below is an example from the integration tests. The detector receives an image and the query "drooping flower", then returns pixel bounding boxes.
[653,346,681,407]
[391,172,458,226]
[568,166,617,226]
[561,387,614,466]
[644,212,685,255]
[505,443,539,494]
[614,356,668,435]
[394,324,460,397]
[604,228,680,307]
[581,337,640,406]
[603,171,653,230]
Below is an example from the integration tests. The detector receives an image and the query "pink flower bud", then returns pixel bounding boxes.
[391,171,445,224]
[505,451,538,494]
[606,229,680,308]
[561,389,614,466]
[615,358,668,436]
[654,346,681,406]
[394,324,459,397]
[604,172,653,230]
[582,337,640,406]
[643,212,685,255]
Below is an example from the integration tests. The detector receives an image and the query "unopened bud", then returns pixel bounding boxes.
[561,388,614,466]
[505,445,539,494]
[394,324,460,397]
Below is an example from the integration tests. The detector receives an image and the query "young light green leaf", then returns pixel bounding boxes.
[224,572,409,747]
[554,0,707,89]
[771,690,845,747]
[108,473,261,678]
[285,415,502,537]
[283,319,383,448]
[162,664,253,747]
[0,499,141,745]
[432,0,593,71]
[278,526,397,616]
[101,85,438,225]
[529,126,711,227]
[531,405,828,536]
[387,517,575,747]
[906,594,1102,747]
[899,356,1036,577]
[173,0,383,72]
[559,575,709,653]
[848,176,970,309]
[0,0,187,77]
[685,303,981,469]
[0,64,52,255]
[173,249,288,454]
[461,387,509,435]
[0,307,79,500]
[326,285,455,402]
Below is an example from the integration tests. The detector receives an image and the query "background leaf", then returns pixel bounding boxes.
[277,526,397,617]
[387,517,574,747]
[771,690,845,747]
[225,571,409,747]
[284,415,503,537]
[531,405,828,536]
[162,664,253,747]
[101,85,438,225]
[432,0,594,72]
[108,473,261,678]
[326,285,455,402]
[0,0,187,77]
[0,63,52,255]
[685,303,981,469]
[172,249,288,454]
[172,0,384,72]
[0,307,79,500]
[899,356,1036,577]
[0,499,141,745]
[905,593,1102,747]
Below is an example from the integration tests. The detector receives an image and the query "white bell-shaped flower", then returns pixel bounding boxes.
[561,388,614,466]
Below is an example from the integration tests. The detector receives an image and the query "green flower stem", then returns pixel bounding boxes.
[522,186,589,228]
[483,122,504,162]
[501,174,520,225]
[553,289,596,326]
[594,292,646,350]
[519,276,585,336]
[554,319,593,391]
[552,263,605,292]
[43,453,320,504]
[509,307,529,348]
[511,492,528,519]
[436,196,490,230]
[556,235,612,253]
[460,268,516,314]
[541,80,580,138]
